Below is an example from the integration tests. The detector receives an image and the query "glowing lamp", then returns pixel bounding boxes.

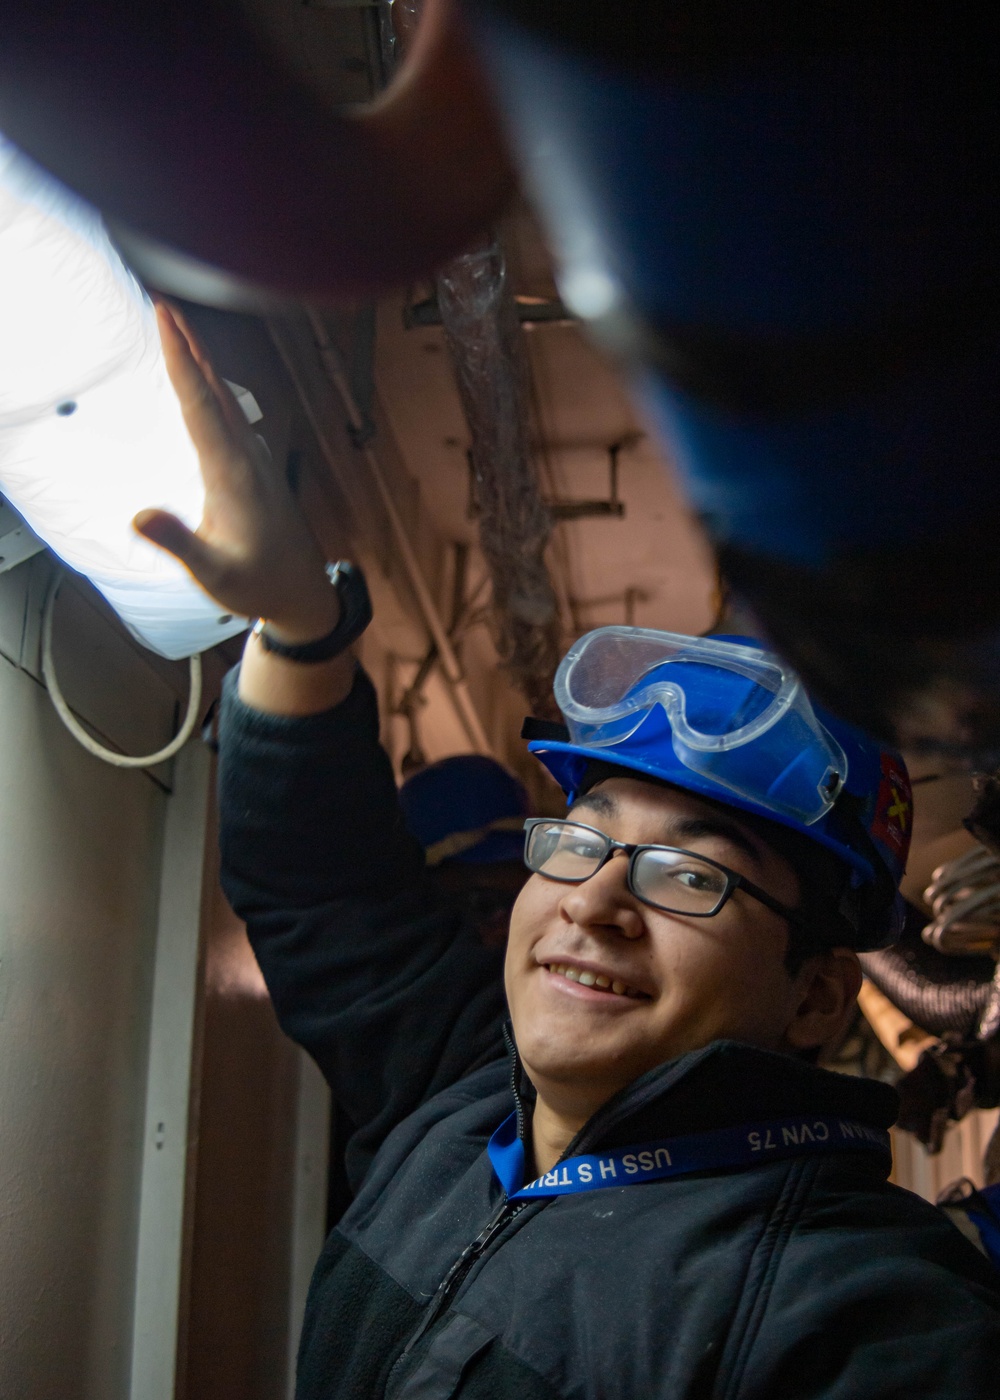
[0,136,249,658]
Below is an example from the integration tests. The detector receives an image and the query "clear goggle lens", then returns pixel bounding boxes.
[552,627,847,826]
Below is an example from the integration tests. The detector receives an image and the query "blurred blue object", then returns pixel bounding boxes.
[466,4,1000,757]
[968,1185,1000,1272]
[469,5,1000,565]
[400,755,530,866]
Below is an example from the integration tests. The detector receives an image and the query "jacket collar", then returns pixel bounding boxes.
[503,1022,899,1161]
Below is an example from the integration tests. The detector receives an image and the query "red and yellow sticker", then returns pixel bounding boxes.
[871,753,912,861]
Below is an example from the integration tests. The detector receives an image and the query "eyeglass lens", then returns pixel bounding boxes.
[525,820,730,914]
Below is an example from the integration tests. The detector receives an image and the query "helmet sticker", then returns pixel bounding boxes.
[871,752,912,863]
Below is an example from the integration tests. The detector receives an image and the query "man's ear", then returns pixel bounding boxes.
[781,948,863,1054]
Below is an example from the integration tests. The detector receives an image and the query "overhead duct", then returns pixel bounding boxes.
[0,0,512,302]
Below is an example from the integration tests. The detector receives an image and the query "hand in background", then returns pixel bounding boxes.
[134,302,339,644]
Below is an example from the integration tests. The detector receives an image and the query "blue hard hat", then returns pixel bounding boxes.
[527,630,912,949]
[400,755,530,867]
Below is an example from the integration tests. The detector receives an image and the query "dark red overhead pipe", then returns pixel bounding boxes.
[0,0,515,300]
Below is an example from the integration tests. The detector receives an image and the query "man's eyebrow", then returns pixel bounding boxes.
[667,816,764,868]
[570,792,765,866]
[569,789,617,819]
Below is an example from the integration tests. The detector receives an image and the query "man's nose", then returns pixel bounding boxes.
[557,852,645,939]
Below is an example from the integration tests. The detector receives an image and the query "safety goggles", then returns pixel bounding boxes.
[553,627,848,826]
[522,818,807,928]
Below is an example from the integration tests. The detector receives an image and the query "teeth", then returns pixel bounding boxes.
[546,964,640,999]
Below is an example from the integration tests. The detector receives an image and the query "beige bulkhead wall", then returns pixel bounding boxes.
[0,552,207,1400]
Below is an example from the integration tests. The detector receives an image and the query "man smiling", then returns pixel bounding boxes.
[138,305,1000,1399]
[506,776,850,1175]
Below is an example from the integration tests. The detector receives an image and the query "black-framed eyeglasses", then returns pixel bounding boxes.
[522,818,808,929]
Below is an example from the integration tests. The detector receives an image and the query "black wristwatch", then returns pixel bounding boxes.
[252,561,373,663]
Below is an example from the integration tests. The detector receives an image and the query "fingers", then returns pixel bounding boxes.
[133,508,226,595]
[155,298,257,478]
[155,303,241,469]
[156,299,210,366]
[158,300,253,441]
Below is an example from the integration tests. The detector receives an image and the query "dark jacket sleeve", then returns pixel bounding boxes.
[217,664,507,1184]
[735,1172,1000,1398]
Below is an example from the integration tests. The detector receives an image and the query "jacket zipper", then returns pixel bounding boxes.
[504,1021,528,1144]
[384,1193,530,1395]
[420,1194,530,1334]
[385,1033,533,1392]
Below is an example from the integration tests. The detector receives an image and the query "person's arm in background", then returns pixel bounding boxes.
[135,304,506,1183]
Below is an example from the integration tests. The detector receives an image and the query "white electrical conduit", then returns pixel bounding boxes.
[270,313,492,757]
[923,843,1000,957]
[42,570,203,768]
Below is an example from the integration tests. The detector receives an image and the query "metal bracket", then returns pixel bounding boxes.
[405,293,576,330]
[569,584,651,629]
[546,440,627,522]
[466,441,632,524]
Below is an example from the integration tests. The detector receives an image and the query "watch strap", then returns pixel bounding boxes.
[252,561,372,662]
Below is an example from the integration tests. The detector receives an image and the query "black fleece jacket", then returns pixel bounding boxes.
[218,666,1000,1400]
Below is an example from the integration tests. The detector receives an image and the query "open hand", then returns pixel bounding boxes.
[134,302,339,643]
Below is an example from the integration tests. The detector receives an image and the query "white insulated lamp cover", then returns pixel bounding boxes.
[0,135,250,659]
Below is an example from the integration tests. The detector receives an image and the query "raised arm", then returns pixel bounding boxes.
[135,302,355,720]
[136,305,507,1181]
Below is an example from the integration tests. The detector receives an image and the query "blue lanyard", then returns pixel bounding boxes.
[487,1111,891,1200]
[965,1184,1000,1271]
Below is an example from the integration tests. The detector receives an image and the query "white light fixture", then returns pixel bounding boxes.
[0,135,250,659]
